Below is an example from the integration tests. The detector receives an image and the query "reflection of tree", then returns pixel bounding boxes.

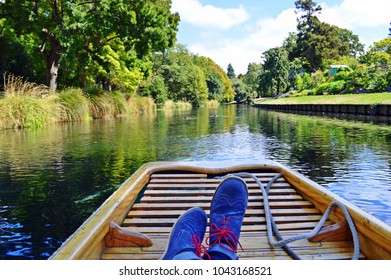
[254,110,391,182]
[2,106,391,259]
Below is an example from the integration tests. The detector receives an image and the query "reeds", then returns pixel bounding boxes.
[3,73,49,98]
[0,74,156,130]
[162,100,192,110]
[58,88,90,122]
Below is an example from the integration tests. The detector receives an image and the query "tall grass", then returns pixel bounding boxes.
[89,91,128,119]
[127,94,155,113]
[3,73,49,97]
[58,88,90,122]
[0,95,62,129]
[202,100,220,108]
[0,74,60,129]
[0,74,157,130]
[162,100,192,110]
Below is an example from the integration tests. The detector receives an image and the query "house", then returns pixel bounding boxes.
[328,65,349,78]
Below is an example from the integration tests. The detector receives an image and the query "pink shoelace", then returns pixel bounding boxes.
[205,217,244,253]
[191,234,211,260]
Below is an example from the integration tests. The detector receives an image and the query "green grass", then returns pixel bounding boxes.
[58,88,91,121]
[254,92,391,105]
[0,75,157,129]
[0,95,62,129]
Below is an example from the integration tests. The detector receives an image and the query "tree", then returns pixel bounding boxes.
[227,63,236,79]
[295,0,322,32]
[0,0,179,92]
[158,45,208,106]
[259,47,290,95]
[293,0,323,71]
[335,27,365,58]
[243,63,262,98]
[193,56,235,102]
[361,37,391,65]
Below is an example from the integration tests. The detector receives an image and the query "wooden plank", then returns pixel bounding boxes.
[150,173,208,179]
[121,221,334,234]
[143,188,296,196]
[126,208,322,218]
[139,194,305,203]
[148,178,284,185]
[131,201,314,210]
[122,214,324,226]
[101,232,363,260]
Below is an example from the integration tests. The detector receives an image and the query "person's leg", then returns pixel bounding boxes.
[205,177,248,260]
[161,207,208,260]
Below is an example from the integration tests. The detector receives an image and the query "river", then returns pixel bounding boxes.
[1,105,390,259]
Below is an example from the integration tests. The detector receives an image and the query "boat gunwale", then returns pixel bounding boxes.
[49,160,391,260]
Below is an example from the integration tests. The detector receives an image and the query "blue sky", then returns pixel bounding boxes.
[171,0,391,74]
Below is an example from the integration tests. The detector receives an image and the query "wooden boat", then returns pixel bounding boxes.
[50,160,391,260]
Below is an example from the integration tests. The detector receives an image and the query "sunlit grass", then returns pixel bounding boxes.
[0,75,157,129]
[162,100,192,110]
[0,95,61,129]
[255,92,391,105]
[202,100,220,108]
[3,73,49,98]
[58,88,91,122]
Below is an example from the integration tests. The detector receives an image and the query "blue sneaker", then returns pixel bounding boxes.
[161,207,208,260]
[206,176,248,260]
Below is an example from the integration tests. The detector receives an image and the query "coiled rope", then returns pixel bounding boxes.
[216,172,361,260]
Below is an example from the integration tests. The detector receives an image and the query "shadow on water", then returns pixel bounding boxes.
[0,105,390,259]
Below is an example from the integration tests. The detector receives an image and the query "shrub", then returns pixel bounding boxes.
[58,88,90,121]
[315,80,346,95]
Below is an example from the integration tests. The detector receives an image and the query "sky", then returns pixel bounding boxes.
[170,0,391,75]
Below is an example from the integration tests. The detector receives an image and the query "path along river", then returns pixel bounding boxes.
[1,105,390,259]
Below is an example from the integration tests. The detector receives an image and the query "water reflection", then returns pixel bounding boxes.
[0,106,390,259]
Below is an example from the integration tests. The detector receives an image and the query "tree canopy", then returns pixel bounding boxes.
[0,0,180,92]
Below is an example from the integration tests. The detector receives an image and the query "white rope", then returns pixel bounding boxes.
[216,172,361,260]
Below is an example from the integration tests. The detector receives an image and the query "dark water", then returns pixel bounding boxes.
[1,106,390,259]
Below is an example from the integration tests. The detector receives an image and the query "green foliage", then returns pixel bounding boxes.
[140,74,168,106]
[227,63,236,79]
[315,80,346,95]
[361,37,391,66]
[311,70,326,87]
[259,47,290,95]
[294,74,304,92]
[193,55,235,102]
[243,63,262,98]
[1,0,179,92]
[150,44,232,106]
[302,73,313,90]
[231,78,247,102]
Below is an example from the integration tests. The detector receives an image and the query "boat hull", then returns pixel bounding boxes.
[50,160,391,260]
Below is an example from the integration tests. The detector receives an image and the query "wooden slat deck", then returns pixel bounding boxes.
[101,171,364,260]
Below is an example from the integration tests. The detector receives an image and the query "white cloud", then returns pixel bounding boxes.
[320,0,391,28]
[171,0,249,30]
[174,0,391,75]
[189,9,297,75]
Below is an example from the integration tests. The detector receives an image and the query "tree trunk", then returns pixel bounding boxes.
[39,29,61,93]
[44,40,61,93]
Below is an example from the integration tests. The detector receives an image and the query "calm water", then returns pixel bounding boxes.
[1,106,391,259]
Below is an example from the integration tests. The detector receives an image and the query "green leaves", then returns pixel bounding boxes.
[1,0,179,92]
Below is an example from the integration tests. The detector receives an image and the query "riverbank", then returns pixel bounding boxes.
[253,93,391,117]
[253,92,391,105]
[0,87,219,130]
[0,88,156,130]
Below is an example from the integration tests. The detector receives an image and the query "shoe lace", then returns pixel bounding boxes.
[191,234,211,260]
[206,217,244,253]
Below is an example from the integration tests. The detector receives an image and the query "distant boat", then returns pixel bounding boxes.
[50,160,391,260]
